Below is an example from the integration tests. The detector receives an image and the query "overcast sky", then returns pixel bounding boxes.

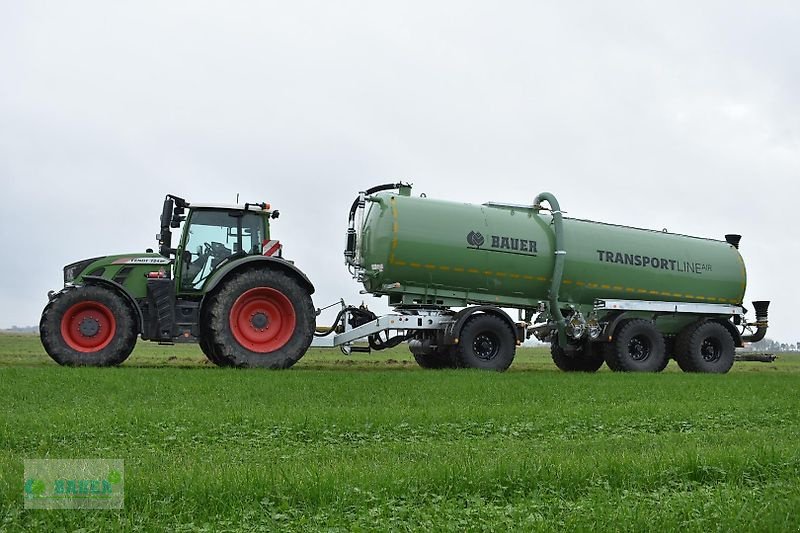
[1,1,798,342]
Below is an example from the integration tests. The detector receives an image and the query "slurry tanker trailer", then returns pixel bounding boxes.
[40,183,769,373]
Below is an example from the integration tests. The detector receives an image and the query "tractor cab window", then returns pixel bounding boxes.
[181,209,265,290]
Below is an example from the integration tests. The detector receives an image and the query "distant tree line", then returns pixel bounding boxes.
[0,326,39,334]
[748,338,799,353]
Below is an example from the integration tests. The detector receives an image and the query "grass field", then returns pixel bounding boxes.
[1,333,799,531]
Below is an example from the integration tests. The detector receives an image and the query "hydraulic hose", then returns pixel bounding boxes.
[345,182,407,265]
[347,182,407,225]
[534,192,568,346]
[314,306,350,337]
[369,331,410,351]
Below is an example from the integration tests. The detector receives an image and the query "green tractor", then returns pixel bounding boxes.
[40,195,316,368]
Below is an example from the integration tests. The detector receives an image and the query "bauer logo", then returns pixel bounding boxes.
[466,231,485,247]
[466,231,538,256]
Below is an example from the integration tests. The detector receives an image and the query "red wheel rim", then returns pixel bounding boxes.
[60,301,117,353]
[229,287,296,352]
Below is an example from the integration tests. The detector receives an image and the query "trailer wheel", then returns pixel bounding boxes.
[40,286,137,366]
[661,335,676,371]
[206,268,314,368]
[453,314,515,371]
[603,319,667,372]
[674,321,735,373]
[412,347,460,369]
[551,341,604,372]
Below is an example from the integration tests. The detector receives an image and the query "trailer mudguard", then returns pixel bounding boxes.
[443,305,521,344]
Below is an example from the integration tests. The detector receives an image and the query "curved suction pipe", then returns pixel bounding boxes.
[534,192,567,346]
[742,300,770,343]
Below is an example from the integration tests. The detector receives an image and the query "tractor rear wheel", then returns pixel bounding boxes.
[205,269,314,368]
[198,303,234,367]
[453,314,516,371]
[603,319,667,372]
[674,321,735,373]
[40,285,137,366]
[199,336,233,367]
[551,341,604,372]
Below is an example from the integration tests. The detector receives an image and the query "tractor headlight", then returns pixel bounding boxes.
[63,257,103,284]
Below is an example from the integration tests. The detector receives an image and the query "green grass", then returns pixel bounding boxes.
[1,333,799,531]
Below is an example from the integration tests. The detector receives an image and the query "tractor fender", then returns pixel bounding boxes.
[81,276,144,334]
[202,256,315,296]
[442,306,521,345]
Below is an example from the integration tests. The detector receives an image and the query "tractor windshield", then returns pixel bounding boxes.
[180,209,265,290]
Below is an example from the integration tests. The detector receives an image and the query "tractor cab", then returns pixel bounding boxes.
[157,194,281,292]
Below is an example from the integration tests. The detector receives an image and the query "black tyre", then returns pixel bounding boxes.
[412,346,460,369]
[674,321,735,373]
[551,341,604,372]
[660,335,675,371]
[603,318,667,372]
[205,269,314,368]
[453,314,516,371]
[40,285,137,366]
[198,302,234,367]
[199,336,233,367]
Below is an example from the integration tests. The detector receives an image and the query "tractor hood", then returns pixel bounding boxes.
[63,253,173,297]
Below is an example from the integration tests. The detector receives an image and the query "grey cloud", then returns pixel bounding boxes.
[1,1,797,340]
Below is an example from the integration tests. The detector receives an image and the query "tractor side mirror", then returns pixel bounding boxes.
[170,205,186,228]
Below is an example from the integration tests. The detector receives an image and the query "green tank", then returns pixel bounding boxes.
[353,187,746,309]
[344,184,768,374]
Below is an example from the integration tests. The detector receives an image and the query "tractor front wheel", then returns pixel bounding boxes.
[40,285,137,366]
[205,269,314,368]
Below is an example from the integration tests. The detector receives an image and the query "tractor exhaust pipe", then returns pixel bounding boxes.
[743,300,770,343]
[158,197,174,257]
